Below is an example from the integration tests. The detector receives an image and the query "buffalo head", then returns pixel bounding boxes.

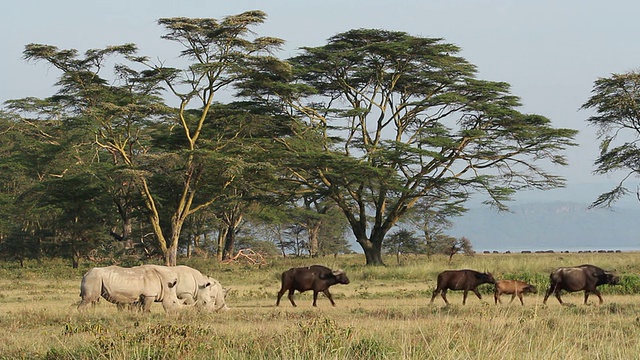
[332,269,350,285]
[481,272,496,284]
[605,271,620,285]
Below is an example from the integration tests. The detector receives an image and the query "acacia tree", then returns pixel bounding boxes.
[251,29,578,265]
[0,111,52,264]
[1,96,120,266]
[204,101,295,261]
[137,14,283,265]
[16,12,284,266]
[582,70,640,207]
[383,229,425,264]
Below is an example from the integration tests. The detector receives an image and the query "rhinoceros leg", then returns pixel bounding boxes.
[140,296,156,312]
[116,302,142,311]
[77,297,99,311]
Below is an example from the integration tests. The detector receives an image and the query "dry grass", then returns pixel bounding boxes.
[0,253,639,359]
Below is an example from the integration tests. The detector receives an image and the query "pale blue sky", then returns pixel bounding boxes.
[3,0,640,205]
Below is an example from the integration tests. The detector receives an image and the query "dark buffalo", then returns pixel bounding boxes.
[276,265,350,307]
[430,269,496,305]
[543,264,620,305]
[494,280,538,305]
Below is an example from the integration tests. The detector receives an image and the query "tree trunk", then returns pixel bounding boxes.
[358,237,385,266]
[216,226,228,261]
[221,210,243,260]
[307,222,321,257]
[223,229,235,260]
[353,224,388,265]
[123,219,133,250]
[163,218,184,266]
[71,245,80,269]
[165,245,177,266]
[363,246,384,265]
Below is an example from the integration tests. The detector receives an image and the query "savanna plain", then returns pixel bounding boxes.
[1,252,640,360]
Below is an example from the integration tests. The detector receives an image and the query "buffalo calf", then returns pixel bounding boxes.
[430,269,496,305]
[494,280,537,305]
[543,264,619,305]
[276,265,350,307]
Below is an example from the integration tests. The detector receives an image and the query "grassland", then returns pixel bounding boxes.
[0,252,639,359]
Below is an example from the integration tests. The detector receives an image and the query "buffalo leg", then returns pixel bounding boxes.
[462,290,468,305]
[543,286,555,304]
[473,289,482,300]
[323,289,336,306]
[494,291,500,304]
[275,288,285,306]
[594,290,604,304]
[517,293,524,305]
[509,294,517,304]
[441,289,449,305]
[585,290,604,304]
[287,289,297,307]
[554,290,564,305]
[430,289,440,303]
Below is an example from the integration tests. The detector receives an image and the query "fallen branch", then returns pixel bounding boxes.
[222,248,267,266]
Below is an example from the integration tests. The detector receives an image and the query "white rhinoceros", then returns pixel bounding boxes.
[78,265,181,313]
[144,265,229,311]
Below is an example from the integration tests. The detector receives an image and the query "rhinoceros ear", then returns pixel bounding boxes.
[168,280,177,288]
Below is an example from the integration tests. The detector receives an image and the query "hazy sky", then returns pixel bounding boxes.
[3,0,640,205]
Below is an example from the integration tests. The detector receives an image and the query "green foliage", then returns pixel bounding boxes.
[613,274,640,294]
[2,13,578,269]
[2,12,295,267]
[582,70,640,208]
[250,27,578,265]
[383,229,426,256]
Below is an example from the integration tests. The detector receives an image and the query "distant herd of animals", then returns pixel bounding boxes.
[77,263,620,313]
[429,264,619,305]
[483,250,623,254]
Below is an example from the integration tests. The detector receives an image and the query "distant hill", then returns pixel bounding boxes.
[447,202,640,253]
